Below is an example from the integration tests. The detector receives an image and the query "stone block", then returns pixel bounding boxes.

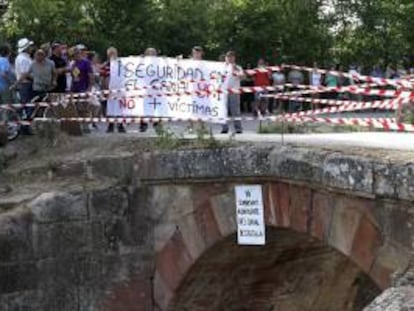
[373,163,397,198]
[37,254,102,288]
[394,164,414,201]
[193,199,221,248]
[100,217,144,253]
[269,147,328,183]
[32,221,93,258]
[268,182,290,227]
[289,185,312,233]
[351,216,383,273]
[153,271,174,311]
[154,223,178,253]
[387,202,414,250]
[101,274,153,311]
[150,185,194,223]
[328,196,364,256]
[89,188,129,219]
[89,153,135,180]
[142,146,272,181]
[322,154,373,194]
[0,263,38,294]
[156,230,193,292]
[210,190,237,238]
[28,192,88,224]
[0,290,43,311]
[311,191,334,241]
[53,161,86,179]
[0,209,34,262]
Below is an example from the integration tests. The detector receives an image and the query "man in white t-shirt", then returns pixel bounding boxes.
[15,38,34,104]
[222,51,244,134]
[14,38,35,134]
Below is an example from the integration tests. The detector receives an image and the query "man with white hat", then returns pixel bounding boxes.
[15,38,34,133]
[15,38,34,103]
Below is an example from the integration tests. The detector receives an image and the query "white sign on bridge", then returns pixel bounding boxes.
[107,56,229,122]
[235,185,265,245]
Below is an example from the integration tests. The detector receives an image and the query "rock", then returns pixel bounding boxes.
[365,260,414,311]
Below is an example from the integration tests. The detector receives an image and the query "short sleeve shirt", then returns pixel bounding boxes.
[225,64,243,89]
[15,52,32,81]
[0,57,11,91]
[50,54,67,93]
[71,59,92,93]
[30,59,55,91]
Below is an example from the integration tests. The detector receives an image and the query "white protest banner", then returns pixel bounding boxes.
[235,185,266,245]
[107,56,229,122]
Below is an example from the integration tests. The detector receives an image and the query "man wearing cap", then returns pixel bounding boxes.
[71,47,94,133]
[222,50,244,134]
[76,44,88,60]
[15,38,34,104]
[71,47,93,93]
[49,43,68,93]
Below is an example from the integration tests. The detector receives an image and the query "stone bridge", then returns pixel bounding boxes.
[1,143,414,310]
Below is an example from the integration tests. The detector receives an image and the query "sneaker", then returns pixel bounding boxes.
[236,129,243,134]
[106,123,114,133]
[221,129,229,134]
[140,124,148,133]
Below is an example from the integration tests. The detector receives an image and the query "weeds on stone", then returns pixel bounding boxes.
[258,121,365,134]
[154,123,183,149]
[194,122,222,148]
[154,122,224,150]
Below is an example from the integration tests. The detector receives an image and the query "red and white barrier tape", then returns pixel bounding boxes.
[281,65,413,89]
[0,84,403,112]
[242,64,414,89]
[267,95,405,108]
[23,116,412,132]
[276,98,402,119]
[283,116,414,132]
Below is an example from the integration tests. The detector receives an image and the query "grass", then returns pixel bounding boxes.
[153,122,227,150]
[258,121,366,134]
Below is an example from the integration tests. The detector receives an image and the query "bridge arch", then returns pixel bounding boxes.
[151,181,411,310]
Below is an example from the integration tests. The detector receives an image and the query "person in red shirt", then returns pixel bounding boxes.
[253,58,271,116]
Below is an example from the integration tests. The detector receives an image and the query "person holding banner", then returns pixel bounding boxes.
[191,46,203,61]
[222,51,244,134]
[186,46,205,133]
[100,47,126,133]
[140,47,159,132]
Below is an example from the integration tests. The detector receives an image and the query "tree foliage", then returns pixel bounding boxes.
[1,0,414,68]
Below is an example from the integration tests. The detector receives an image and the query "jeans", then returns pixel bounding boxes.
[18,82,33,118]
[222,94,242,132]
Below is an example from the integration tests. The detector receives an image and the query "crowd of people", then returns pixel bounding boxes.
[0,38,246,134]
[0,37,410,136]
